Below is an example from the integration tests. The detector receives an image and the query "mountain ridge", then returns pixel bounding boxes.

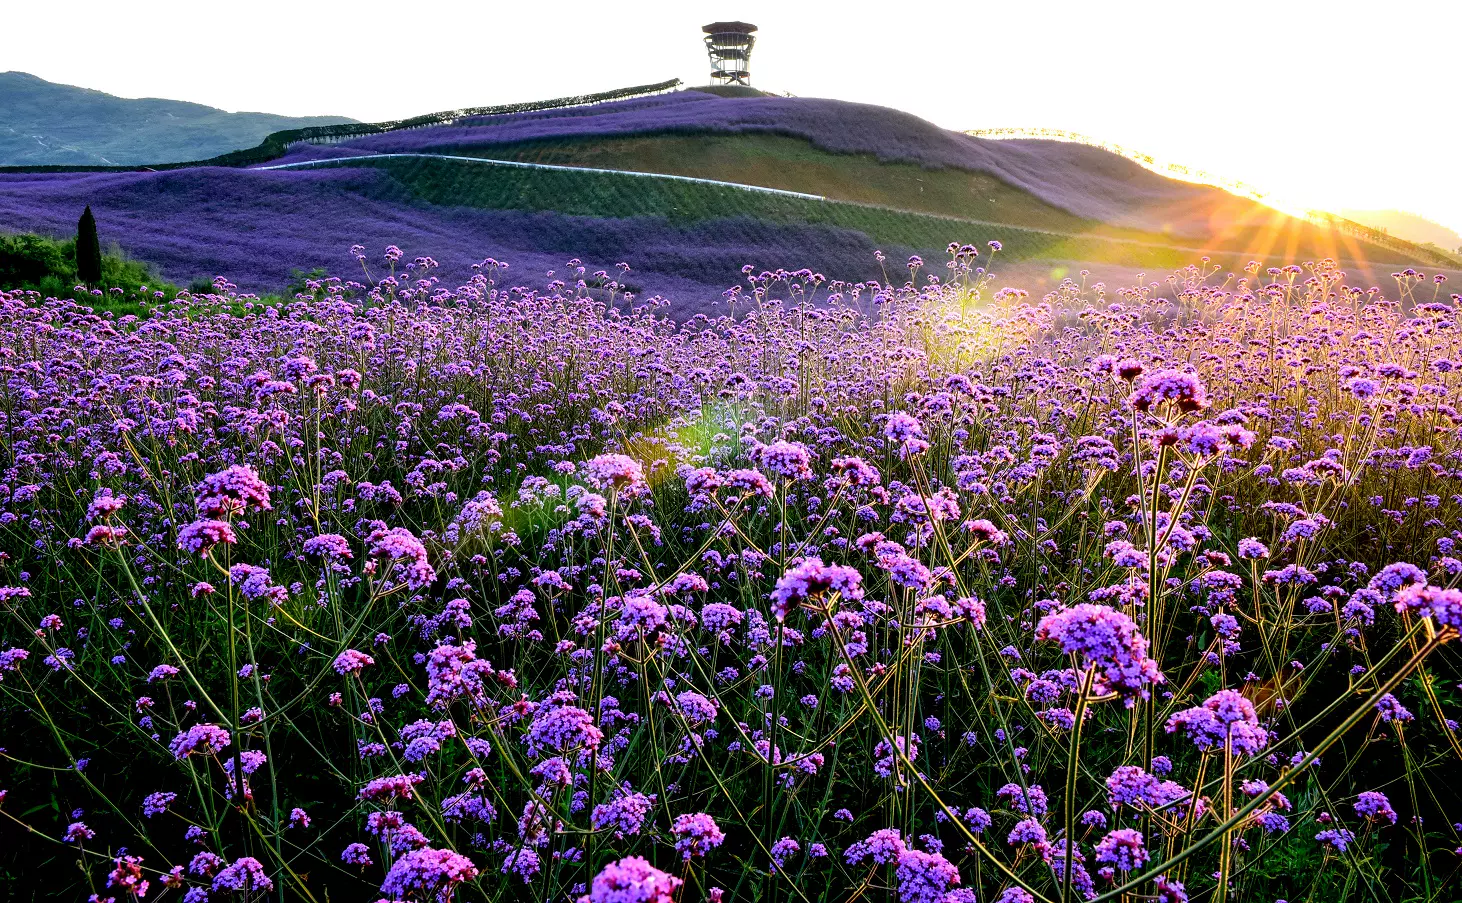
[0,71,357,166]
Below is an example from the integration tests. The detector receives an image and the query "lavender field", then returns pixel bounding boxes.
[5,91,1438,307]
[1,244,1460,903]
[327,92,1221,233]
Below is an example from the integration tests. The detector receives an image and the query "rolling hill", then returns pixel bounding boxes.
[0,71,356,166]
[1,82,1453,310]
[1339,209,1462,254]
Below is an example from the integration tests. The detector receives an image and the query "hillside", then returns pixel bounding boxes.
[1339,208,1462,253]
[0,71,356,166]
[398,133,1400,266]
[0,159,1197,307]
[0,88,1450,306]
[331,92,1302,240]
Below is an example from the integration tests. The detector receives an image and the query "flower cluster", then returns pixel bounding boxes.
[1035,604,1164,703]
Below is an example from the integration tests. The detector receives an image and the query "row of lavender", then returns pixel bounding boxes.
[328,91,1230,236]
[0,166,864,304]
[0,249,1460,903]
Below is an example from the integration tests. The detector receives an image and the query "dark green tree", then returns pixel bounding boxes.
[76,206,102,286]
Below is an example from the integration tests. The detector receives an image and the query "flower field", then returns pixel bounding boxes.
[1,247,1460,903]
[326,91,1231,235]
[5,91,1441,303]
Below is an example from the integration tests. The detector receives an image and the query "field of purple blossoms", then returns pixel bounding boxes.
[1,246,1461,903]
[8,90,1411,304]
[308,91,1226,235]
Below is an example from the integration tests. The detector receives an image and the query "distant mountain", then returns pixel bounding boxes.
[1339,208,1462,252]
[0,71,356,166]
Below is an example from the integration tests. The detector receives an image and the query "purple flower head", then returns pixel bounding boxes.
[87,490,126,522]
[381,847,479,900]
[1035,604,1164,704]
[584,454,647,494]
[846,828,907,865]
[996,783,1048,817]
[333,649,375,675]
[873,734,921,780]
[671,812,725,860]
[962,807,992,832]
[771,557,864,622]
[1094,828,1149,871]
[675,691,718,726]
[1354,791,1397,825]
[757,440,814,481]
[197,465,272,516]
[1007,818,1047,846]
[582,856,682,903]
[616,593,669,635]
[1236,538,1269,560]
[64,821,96,843]
[424,640,495,710]
[213,856,274,894]
[303,532,353,561]
[699,603,744,633]
[770,836,800,869]
[341,843,373,867]
[1393,583,1462,629]
[109,855,149,897]
[1166,689,1269,756]
[367,526,436,590]
[684,467,723,496]
[1106,765,1159,808]
[169,724,231,759]
[0,647,30,678]
[831,455,881,486]
[1154,875,1188,903]
[1316,827,1356,852]
[1375,693,1414,723]
[721,468,774,498]
[895,847,962,903]
[1129,369,1208,415]
[965,519,1010,546]
[142,791,177,817]
[1368,562,1427,599]
[592,791,654,837]
[358,773,424,801]
[526,704,603,758]
[177,519,237,555]
[885,412,930,458]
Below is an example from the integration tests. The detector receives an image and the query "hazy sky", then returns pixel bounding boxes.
[9,0,1460,236]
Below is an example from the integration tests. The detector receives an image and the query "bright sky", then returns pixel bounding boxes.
[9,0,1460,237]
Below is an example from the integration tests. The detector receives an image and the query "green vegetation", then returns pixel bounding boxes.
[352,155,1390,273]
[472,133,1111,235]
[0,231,175,305]
[455,133,1429,267]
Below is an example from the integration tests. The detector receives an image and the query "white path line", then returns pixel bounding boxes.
[254,152,829,201]
[252,152,1431,265]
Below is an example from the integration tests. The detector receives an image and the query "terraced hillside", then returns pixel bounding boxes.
[409,132,1403,266]
[1,88,1446,306]
[328,90,1416,260]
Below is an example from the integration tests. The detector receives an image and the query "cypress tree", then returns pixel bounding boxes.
[76,206,102,286]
